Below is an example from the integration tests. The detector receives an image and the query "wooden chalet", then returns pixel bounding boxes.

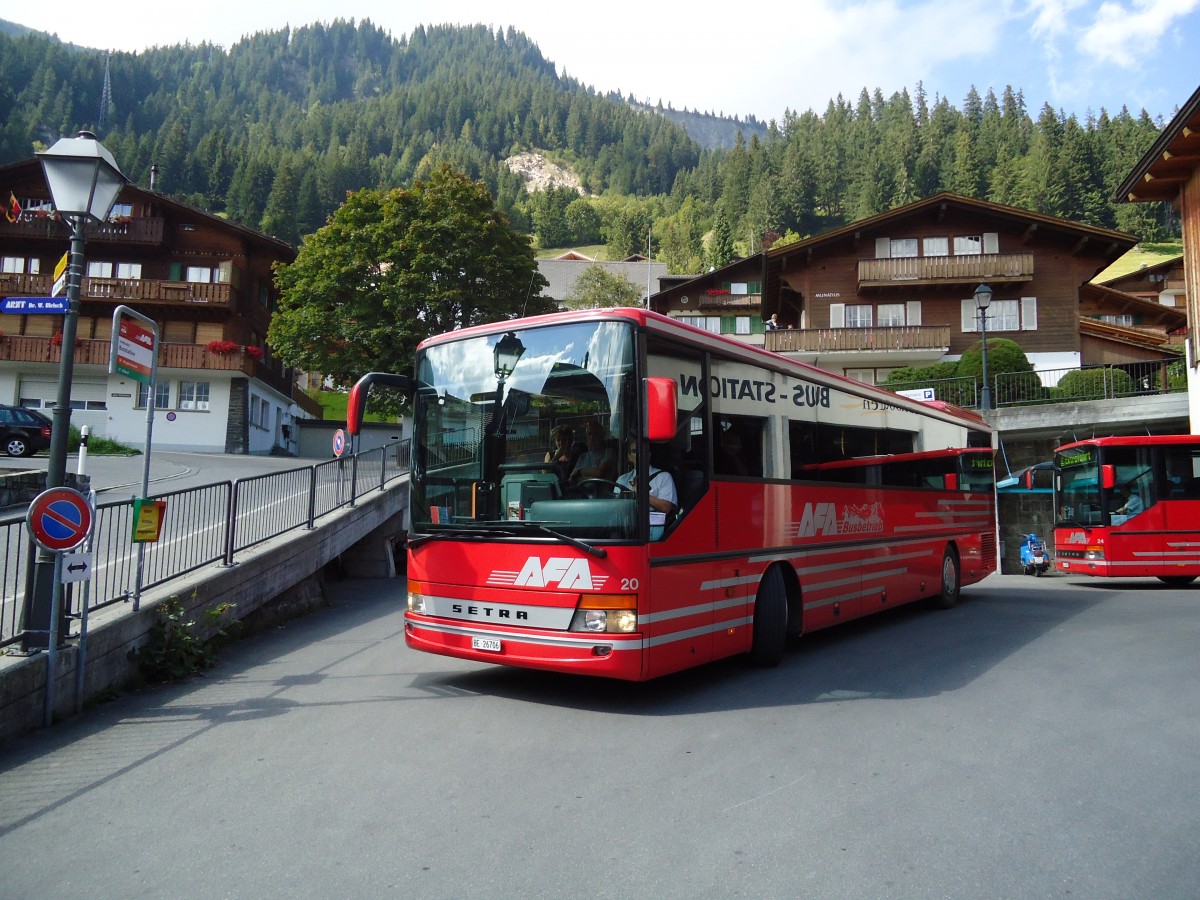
[1116,84,1200,432]
[653,193,1162,385]
[0,158,321,454]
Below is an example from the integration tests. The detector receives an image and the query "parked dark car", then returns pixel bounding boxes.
[0,405,53,457]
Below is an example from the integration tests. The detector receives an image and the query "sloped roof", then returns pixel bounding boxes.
[0,157,295,259]
[1116,85,1200,204]
[766,191,1137,261]
[1080,282,1188,333]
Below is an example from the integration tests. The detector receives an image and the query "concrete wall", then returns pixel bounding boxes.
[0,480,408,744]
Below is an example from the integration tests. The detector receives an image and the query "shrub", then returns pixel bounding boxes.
[1052,368,1135,401]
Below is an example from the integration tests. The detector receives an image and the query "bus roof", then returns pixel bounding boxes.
[798,446,993,472]
[417,307,992,435]
[1056,435,1200,453]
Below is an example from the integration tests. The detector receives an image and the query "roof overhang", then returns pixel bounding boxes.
[1116,86,1200,204]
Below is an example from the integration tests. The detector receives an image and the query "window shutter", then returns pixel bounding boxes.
[830,303,845,328]
[751,317,766,334]
[720,315,736,334]
[168,262,182,281]
[875,237,891,259]
[1021,296,1038,330]
[961,299,978,332]
[906,300,922,326]
[983,232,999,254]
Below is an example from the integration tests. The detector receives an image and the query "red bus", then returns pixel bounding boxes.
[349,308,997,680]
[1054,435,1200,585]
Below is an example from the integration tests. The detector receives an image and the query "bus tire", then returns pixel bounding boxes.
[1157,575,1197,586]
[749,566,788,667]
[931,545,960,609]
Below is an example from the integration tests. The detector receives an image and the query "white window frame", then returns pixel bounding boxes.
[923,237,948,257]
[877,303,906,327]
[961,296,1037,333]
[116,262,142,279]
[735,316,752,335]
[87,261,113,278]
[178,381,211,410]
[890,238,918,258]
[186,266,214,284]
[954,235,982,255]
[137,381,171,409]
[844,304,873,328]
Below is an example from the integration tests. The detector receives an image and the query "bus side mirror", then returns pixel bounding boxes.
[645,377,677,442]
[1101,464,1116,490]
[944,473,957,490]
[348,372,413,436]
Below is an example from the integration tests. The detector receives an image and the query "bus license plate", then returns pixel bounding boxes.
[472,637,502,652]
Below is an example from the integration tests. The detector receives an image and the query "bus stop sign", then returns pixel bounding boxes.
[27,487,93,553]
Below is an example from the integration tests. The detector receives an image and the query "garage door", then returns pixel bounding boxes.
[18,376,109,436]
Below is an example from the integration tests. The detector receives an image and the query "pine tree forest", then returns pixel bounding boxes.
[0,20,1176,273]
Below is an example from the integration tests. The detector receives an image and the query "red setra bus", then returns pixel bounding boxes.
[349,308,997,680]
[1054,435,1200,585]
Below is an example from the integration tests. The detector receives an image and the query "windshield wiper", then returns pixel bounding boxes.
[407,521,607,558]
[514,521,608,558]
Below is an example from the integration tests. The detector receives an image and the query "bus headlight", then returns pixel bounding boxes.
[569,595,637,634]
[407,580,427,614]
[1085,547,1105,560]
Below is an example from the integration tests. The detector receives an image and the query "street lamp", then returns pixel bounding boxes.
[974,283,993,411]
[22,132,127,651]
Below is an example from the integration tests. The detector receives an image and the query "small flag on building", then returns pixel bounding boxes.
[5,192,20,223]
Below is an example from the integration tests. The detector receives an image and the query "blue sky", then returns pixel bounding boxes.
[10,1,1200,124]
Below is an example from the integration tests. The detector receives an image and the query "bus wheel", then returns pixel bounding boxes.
[1157,575,1197,586]
[749,567,788,667]
[931,546,960,609]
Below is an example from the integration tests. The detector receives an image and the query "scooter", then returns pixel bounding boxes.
[1020,533,1050,576]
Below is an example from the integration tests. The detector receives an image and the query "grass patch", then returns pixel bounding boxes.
[70,426,138,455]
[305,389,395,423]
[1094,242,1183,281]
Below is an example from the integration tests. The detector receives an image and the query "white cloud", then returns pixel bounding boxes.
[1083,0,1200,67]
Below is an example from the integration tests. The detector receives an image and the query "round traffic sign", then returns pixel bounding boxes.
[332,428,346,457]
[26,487,93,553]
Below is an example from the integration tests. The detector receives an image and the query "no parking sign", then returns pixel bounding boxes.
[26,487,93,553]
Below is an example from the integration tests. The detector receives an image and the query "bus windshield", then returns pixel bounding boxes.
[411,319,638,540]
[1055,445,1103,527]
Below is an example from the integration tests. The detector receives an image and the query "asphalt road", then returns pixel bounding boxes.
[0,450,318,509]
[1,573,1198,898]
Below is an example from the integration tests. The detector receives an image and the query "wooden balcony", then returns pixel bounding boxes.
[858,253,1034,289]
[0,214,165,245]
[0,336,321,414]
[766,324,951,354]
[0,273,233,309]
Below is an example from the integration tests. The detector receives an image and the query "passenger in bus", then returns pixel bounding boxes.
[569,421,617,484]
[1115,485,1144,518]
[615,443,678,519]
[545,423,577,467]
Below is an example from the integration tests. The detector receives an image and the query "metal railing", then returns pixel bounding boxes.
[0,440,410,649]
[885,357,1185,410]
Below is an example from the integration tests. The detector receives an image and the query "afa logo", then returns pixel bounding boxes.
[513,556,598,589]
[793,502,884,538]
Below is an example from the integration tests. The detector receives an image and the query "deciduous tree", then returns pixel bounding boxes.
[269,164,551,407]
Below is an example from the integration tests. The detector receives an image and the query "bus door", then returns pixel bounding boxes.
[644,350,717,677]
[1105,446,1161,567]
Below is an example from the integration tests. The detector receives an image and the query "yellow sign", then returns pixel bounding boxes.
[132,498,167,543]
[53,251,68,281]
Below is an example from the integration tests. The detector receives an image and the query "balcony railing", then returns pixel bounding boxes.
[858,252,1034,288]
[0,214,165,244]
[766,324,951,354]
[0,336,319,410]
[0,273,233,308]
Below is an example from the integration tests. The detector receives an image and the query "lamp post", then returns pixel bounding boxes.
[21,132,127,652]
[974,283,993,411]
